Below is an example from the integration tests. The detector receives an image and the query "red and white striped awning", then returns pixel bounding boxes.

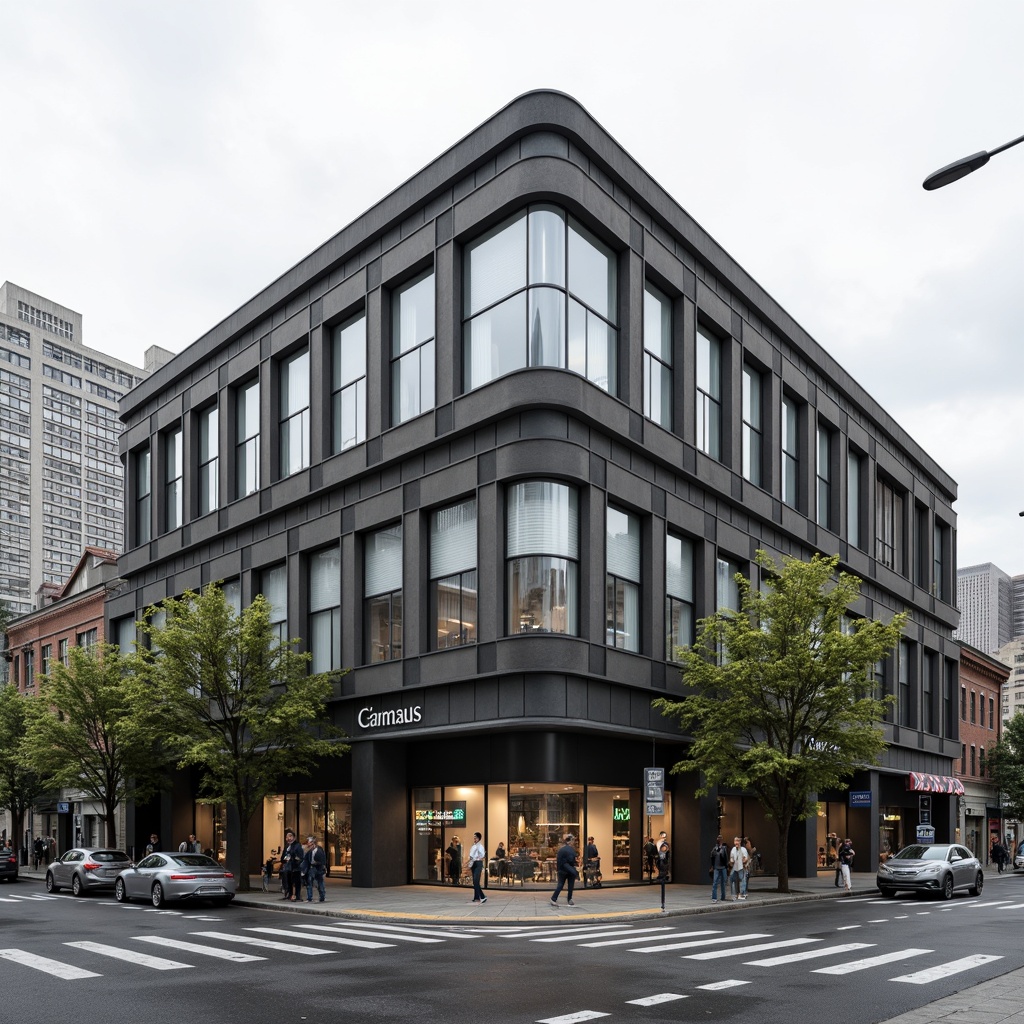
[906,772,964,795]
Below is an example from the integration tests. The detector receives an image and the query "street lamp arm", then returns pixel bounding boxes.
[923,132,1024,190]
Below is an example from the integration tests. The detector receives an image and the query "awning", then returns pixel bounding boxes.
[906,772,964,795]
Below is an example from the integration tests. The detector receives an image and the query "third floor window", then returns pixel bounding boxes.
[643,283,672,428]
[332,312,366,453]
[695,328,721,460]
[279,348,310,477]
[392,272,435,426]
[235,379,260,498]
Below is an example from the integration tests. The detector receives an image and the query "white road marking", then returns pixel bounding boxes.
[532,927,667,944]
[0,948,101,980]
[296,924,445,943]
[745,942,874,966]
[891,954,1003,984]
[836,925,861,931]
[685,938,818,960]
[632,932,762,954]
[328,922,477,939]
[696,980,750,990]
[968,901,1014,908]
[813,948,933,975]
[189,931,336,955]
[65,940,191,971]
[537,1013,609,1023]
[997,903,1024,910]
[583,930,720,949]
[244,926,392,950]
[133,935,266,962]
[626,993,687,1006]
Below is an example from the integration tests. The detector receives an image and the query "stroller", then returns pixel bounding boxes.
[584,856,602,888]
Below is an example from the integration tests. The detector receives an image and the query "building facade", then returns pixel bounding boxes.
[954,642,1009,861]
[0,282,171,619]
[111,91,961,888]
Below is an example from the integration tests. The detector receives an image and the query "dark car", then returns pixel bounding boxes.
[115,852,236,908]
[1013,840,1024,871]
[876,842,983,900]
[46,848,133,896]
[0,847,18,882]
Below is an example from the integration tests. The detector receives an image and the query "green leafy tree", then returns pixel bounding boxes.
[22,643,166,848]
[655,551,906,892]
[0,682,45,861]
[987,713,1024,821]
[137,583,348,890]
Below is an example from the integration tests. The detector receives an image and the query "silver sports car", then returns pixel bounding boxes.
[115,852,236,907]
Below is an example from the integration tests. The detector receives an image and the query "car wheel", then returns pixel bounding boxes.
[71,874,84,897]
[45,872,58,894]
[151,882,165,908]
[968,872,984,897]
[940,873,955,900]
[115,878,129,903]
[879,886,897,898]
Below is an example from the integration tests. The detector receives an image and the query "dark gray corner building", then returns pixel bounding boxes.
[112,91,960,888]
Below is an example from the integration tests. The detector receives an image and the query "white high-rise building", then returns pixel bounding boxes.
[0,282,171,615]
[955,562,1020,653]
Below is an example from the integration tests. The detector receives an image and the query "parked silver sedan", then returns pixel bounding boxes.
[876,843,983,900]
[46,848,133,896]
[115,852,236,907]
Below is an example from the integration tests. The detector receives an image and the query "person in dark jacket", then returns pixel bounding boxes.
[445,837,462,885]
[709,834,730,903]
[281,829,305,901]
[550,834,579,906]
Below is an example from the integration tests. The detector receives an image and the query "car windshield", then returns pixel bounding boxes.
[172,855,220,868]
[893,845,948,861]
[92,851,131,863]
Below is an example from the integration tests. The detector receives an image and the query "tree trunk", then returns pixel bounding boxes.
[236,805,252,892]
[105,799,119,848]
[776,818,791,893]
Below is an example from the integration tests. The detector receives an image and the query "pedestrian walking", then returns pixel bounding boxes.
[467,831,487,904]
[729,836,749,900]
[643,836,658,882]
[584,836,601,888]
[550,834,579,906]
[302,835,327,902]
[177,833,202,853]
[145,833,160,855]
[280,828,304,902]
[709,834,730,903]
[838,837,855,891]
[445,836,462,885]
[33,837,43,870]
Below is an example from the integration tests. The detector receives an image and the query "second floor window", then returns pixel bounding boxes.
[23,649,34,688]
[332,312,366,453]
[77,628,98,649]
[392,272,435,425]
[741,365,762,486]
[816,424,833,530]
[606,506,640,652]
[875,476,905,573]
[898,640,912,727]
[279,349,310,477]
[507,481,578,636]
[261,564,288,646]
[366,525,403,662]
[40,643,51,677]
[431,499,478,649]
[666,533,695,661]
[309,547,341,673]
[643,283,672,428]
[134,444,151,544]
[163,428,183,531]
[59,638,68,666]
[235,379,260,498]
[695,328,721,459]
[197,405,218,516]
[781,395,799,509]
[847,449,864,550]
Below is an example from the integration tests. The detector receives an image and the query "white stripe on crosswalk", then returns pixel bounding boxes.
[633,932,768,954]
[968,901,1014,908]
[582,930,720,949]
[295,924,444,944]
[836,925,861,931]
[243,927,392,950]
[745,942,874,967]
[532,928,666,944]
[331,922,476,939]
[189,931,336,955]
[133,935,266,962]
[685,938,818,960]
[891,954,1003,984]
[813,948,933,975]
[503,926,617,939]
[997,903,1024,910]
[536,1013,609,1023]
[65,940,191,971]
[626,994,687,1006]
[696,980,749,990]
[0,948,101,980]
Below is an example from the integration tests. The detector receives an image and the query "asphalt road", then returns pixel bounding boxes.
[1,876,1022,1023]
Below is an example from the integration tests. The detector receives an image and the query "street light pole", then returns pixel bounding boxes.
[923,132,1024,190]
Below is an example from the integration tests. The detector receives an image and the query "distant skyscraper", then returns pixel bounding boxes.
[0,282,171,615]
[955,562,1016,653]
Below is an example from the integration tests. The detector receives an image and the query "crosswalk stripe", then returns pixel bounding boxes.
[997,903,1024,910]
[813,948,933,975]
[532,928,663,944]
[891,954,1003,984]
[968,901,1014,908]
[295,924,444,944]
[189,931,336,955]
[243,927,392,950]
[133,936,266,962]
[633,932,766,954]
[582,930,720,949]
[745,942,874,966]
[685,938,818,960]
[626,994,687,1006]
[0,948,101,980]
[536,1013,609,1023]
[330,922,475,939]
[503,926,608,939]
[65,940,191,971]
[696,980,749,990]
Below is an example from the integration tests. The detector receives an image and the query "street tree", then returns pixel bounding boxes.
[654,551,906,892]
[137,583,348,890]
[0,682,45,862]
[22,643,166,848]
[987,712,1024,823]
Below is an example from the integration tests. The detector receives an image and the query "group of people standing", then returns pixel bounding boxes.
[274,828,328,902]
[709,834,758,902]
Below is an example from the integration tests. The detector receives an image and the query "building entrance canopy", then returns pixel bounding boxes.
[906,772,964,795]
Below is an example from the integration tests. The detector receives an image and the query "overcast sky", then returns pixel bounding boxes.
[4,1,1023,575]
